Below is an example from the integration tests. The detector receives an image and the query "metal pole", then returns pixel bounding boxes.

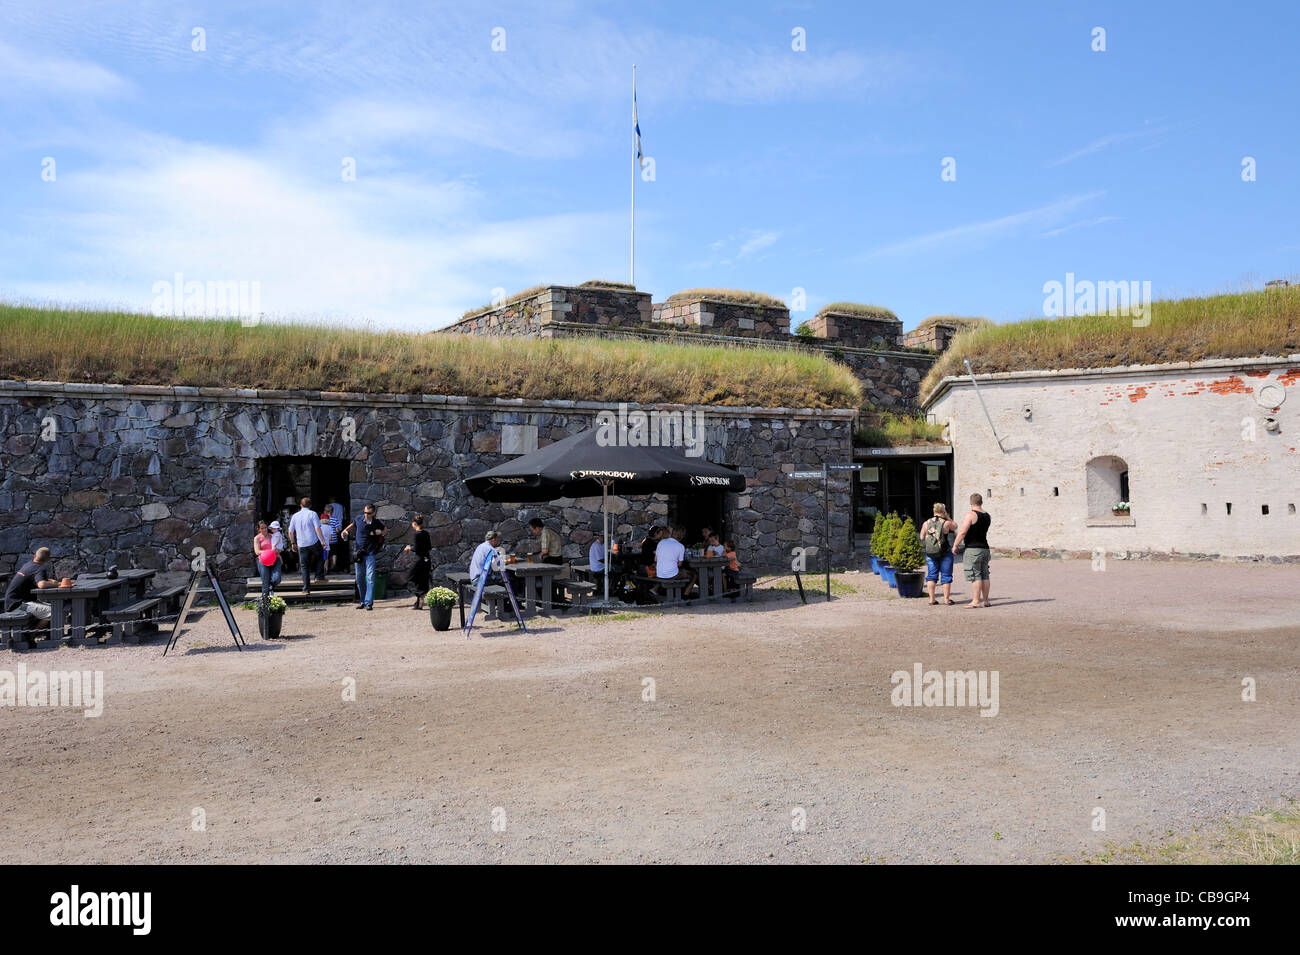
[963,358,1006,453]
[602,482,611,604]
[824,462,831,600]
[630,65,636,287]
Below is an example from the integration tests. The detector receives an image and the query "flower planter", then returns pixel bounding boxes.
[870,556,882,575]
[259,611,284,640]
[429,605,453,631]
[894,571,924,598]
[1111,508,1129,517]
[880,564,897,588]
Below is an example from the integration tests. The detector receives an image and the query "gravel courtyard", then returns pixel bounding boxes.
[1,559,1295,864]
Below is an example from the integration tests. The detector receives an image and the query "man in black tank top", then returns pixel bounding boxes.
[951,492,992,608]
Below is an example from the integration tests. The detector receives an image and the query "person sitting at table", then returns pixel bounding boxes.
[528,518,563,565]
[654,526,696,598]
[3,547,57,620]
[469,530,503,585]
[589,532,605,574]
[699,526,715,551]
[253,521,283,597]
[705,533,725,558]
[723,539,741,596]
[528,518,568,606]
[639,526,663,577]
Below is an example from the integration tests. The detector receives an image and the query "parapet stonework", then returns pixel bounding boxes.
[0,381,856,598]
[439,288,939,413]
[441,285,652,337]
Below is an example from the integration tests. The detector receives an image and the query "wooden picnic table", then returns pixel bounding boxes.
[38,577,130,645]
[686,555,732,601]
[505,561,563,617]
[79,568,156,601]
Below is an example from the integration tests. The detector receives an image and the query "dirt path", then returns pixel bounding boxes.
[1,559,1295,863]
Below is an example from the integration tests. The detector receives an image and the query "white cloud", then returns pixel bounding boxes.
[1039,216,1123,238]
[865,192,1107,257]
[4,142,623,329]
[0,39,131,99]
[1046,125,1171,167]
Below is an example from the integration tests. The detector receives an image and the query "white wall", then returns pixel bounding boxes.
[926,358,1300,558]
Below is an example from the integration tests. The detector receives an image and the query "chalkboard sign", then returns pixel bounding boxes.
[163,568,247,655]
[208,567,244,647]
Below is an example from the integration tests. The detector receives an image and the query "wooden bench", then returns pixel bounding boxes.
[480,585,507,621]
[633,575,687,605]
[734,572,757,602]
[102,598,162,645]
[150,584,188,617]
[565,580,596,611]
[0,609,33,650]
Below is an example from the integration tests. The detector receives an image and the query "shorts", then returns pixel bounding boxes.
[924,551,953,584]
[962,547,991,582]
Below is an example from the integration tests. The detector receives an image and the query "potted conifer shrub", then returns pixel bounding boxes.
[257,594,287,639]
[890,518,926,598]
[425,586,457,631]
[868,513,884,574]
[876,512,900,587]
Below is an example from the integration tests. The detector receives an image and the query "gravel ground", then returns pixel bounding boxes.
[1,558,1295,864]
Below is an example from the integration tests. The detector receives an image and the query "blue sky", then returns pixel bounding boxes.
[2,0,1297,331]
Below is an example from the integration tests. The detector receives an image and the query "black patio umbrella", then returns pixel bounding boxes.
[464,429,745,603]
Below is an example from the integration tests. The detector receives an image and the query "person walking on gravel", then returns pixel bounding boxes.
[951,492,992,608]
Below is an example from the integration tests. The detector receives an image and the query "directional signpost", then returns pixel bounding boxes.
[788,463,862,600]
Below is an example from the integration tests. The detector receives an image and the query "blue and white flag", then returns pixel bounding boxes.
[633,86,643,164]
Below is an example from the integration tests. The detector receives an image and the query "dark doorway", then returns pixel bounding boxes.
[853,454,952,533]
[669,489,726,547]
[257,456,353,572]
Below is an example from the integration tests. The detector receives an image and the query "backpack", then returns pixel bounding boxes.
[924,518,946,556]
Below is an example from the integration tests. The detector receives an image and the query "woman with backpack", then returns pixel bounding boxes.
[919,503,958,606]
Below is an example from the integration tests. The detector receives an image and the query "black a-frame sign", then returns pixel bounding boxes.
[163,567,247,656]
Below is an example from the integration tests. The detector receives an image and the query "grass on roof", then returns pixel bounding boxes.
[459,284,549,320]
[921,286,1300,398]
[579,280,637,291]
[914,315,991,332]
[816,302,898,322]
[665,288,787,308]
[854,413,946,448]
[0,303,862,409]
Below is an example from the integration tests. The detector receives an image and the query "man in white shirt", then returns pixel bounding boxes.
[589,535,605,573]
[287,497,323,595]
[469,530,502,585]
[654,525,695,596]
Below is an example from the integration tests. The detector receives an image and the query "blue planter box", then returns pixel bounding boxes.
[895,571,924,598]
[881,565,896,587]
[870,556,882,575]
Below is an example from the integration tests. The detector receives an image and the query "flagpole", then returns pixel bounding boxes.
[626,63,631,287]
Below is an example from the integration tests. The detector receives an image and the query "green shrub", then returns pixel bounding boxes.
[889,518,924,572]
[872,512,900,560]
[239,595,287,613]
[794,321,815,338]
[424,586,458,609]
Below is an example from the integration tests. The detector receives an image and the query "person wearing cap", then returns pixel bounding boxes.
[469,530,502,585]
[269,520,285,555]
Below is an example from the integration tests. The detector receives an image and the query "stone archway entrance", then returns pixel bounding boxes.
[257,455,354,572]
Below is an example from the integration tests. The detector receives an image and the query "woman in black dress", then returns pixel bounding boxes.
[404,514,432,609]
